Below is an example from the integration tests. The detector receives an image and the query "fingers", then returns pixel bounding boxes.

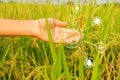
[48,18,68,27]
[54,20,68,27]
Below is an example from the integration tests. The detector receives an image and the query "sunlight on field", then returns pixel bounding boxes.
[0,1,120,80]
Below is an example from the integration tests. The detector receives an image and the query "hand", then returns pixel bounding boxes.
[34,18,81,43]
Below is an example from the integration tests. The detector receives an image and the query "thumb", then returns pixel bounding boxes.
[54,20,68,27]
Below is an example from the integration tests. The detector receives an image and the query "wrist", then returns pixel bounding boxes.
[31,20,42,39]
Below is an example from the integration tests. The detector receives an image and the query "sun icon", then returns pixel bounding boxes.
[92,17,102,26]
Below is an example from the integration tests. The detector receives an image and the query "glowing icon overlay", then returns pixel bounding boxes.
[74,3,82,12]
[92,17,102,26]
[84,57,94,68]
[96,42,106,53]
[75,5,79,11]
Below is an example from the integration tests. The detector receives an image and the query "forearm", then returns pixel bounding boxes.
[0,18,38,37]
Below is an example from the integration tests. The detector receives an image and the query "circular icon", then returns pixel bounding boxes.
[84,57,94,68]
[92,16,102,26]
[96,42,106,53]
[76,5,79,11]
[73,3,82,12]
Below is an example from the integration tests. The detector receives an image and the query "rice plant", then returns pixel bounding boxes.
[0,1,120,80]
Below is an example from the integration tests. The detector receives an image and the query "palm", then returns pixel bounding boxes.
[37,18,81,43]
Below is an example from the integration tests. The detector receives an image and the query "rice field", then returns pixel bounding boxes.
[0,1,120,80]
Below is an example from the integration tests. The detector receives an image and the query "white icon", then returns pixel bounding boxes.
[84,57,94,68]
[74,3,82,12]
[92,17,102,26]
[75,5,79,11]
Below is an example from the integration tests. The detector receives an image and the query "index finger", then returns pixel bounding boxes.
[54,20,68,27]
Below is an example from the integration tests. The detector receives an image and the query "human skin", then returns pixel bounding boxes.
[0,18,81,43]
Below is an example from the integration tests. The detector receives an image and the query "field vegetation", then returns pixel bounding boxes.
[0,1,120,80]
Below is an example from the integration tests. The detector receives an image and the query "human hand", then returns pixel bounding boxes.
[34,18,81,43]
